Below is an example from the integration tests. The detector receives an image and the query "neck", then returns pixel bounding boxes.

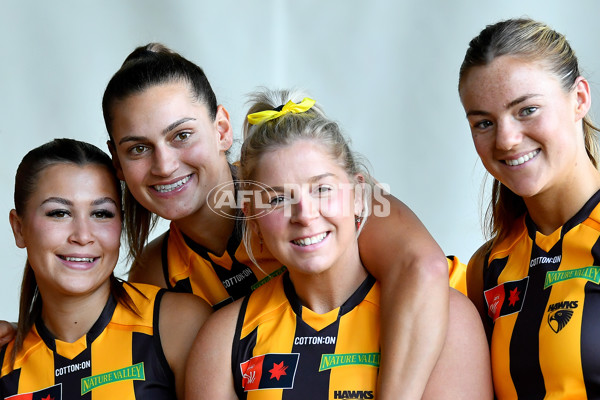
[39,281,111,343]
[175,163,237,256]
[525,161,600,235]
[289,244,367,314]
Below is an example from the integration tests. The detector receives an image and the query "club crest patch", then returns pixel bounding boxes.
[6,383,62,400]
[484,277,528,322]
[240,353,299,391]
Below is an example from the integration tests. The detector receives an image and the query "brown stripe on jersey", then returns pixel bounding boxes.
[233,295,253,400]
[161,230,172,289]
[509,235,563,398]
[132,289,175,396]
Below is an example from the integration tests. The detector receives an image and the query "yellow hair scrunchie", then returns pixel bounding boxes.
[247,97,316,125]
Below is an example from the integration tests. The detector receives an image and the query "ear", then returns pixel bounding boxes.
[215,105,233,152]
[353,174,366,217]
[107,140,125,181]
[574,76,592,122]
[9,209,26,249]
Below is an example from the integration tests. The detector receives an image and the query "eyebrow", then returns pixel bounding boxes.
[269,173,337,192]
[466,94,540,117]
[118,117,197,145]
[41,197,118,207]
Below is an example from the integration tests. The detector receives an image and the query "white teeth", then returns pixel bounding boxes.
[505,150,540,166]
[154,175,191,193]
[65,257,94,263]
[293,232,327,247]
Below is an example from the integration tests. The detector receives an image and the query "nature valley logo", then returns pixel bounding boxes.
[543,266,600,289]
[319,353,380,371]
[80,362,145,395]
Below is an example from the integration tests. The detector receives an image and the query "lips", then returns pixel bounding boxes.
[153,174,191,193]
[504,149,540,166]
[292,232,328,247]
[58,254,99,270]
[62,256,95,263]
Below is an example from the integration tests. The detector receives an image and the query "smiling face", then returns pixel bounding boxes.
[108,81,233,222]
[459,55,590,199]
[249,140,363,277]
[10,163,122,299]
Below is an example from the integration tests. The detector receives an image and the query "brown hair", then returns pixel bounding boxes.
[458,18,599,245]
[102,43,219,264]
[11,138,137,366]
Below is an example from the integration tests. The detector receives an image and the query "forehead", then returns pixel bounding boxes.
[33,163,119,203]
[254,140,349,184]
[459,56,562,109]
[110,82,206,137]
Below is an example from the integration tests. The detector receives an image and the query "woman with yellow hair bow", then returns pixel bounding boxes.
[186,88,492,399]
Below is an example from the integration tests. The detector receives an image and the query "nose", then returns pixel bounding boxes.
[69,217,94,245]
[495,119,522,151]
[151,145,178,177]
[290,193,319,226]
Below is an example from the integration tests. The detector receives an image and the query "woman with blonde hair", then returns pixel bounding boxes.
[185,89,492,399]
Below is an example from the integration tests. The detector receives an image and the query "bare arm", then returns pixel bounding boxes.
[128,232,168,288]
[185,301,241,400]
[159,292,212,399]
[358,191,449,400]
[422,289,493,399]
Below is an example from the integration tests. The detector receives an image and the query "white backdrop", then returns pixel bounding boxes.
[1,1,599,320]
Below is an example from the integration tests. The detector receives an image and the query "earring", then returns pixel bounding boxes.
[355,215,362,230]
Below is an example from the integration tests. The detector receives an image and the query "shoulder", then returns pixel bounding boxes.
[159,291,212,332]
[187,298,243,372]
[423,288,493,399]
[185,299,242,399]
[128,231,168,287]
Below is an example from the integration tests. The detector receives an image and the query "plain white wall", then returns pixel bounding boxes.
[1,0,599,321]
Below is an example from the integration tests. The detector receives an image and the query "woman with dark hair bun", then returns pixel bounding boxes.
[101,43,455,398]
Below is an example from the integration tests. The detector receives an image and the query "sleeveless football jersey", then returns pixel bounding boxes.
[482,190,600,399]
[232,272,380,399]
[162,221,285,309]
[163,221,466,309]
[0,283,174,399]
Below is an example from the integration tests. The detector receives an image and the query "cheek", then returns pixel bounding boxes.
[256,212,286,240]
[320,190,353,219]
[121,159,148,184]
[95,222,123,252]
[472,135,494,160]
